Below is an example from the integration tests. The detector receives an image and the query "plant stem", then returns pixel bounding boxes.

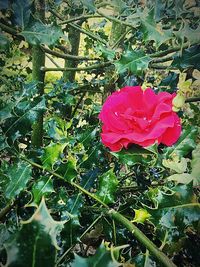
[58,14,102,25]
[0,201,14,222]
[20,156,176,267]
[41,46,98,61]
[185,97,200,103]
[41,61,112,72]
[109,210,177,267]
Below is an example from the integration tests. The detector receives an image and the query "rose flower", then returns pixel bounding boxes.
[99,86,181,152]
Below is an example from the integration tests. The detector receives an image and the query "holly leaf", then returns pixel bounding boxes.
[114,48,151,75]
[71,242,122,267]
[41,142,67,170]
[175,23,200,45]
[21,21,63,45]
[60,194,83,249]
[5,198,64,267]
[96,169,118,204]
[112,144,157,166]
[32,176,54,204]
[12,0,32,29]
[163,126,198,158]
[146,183,200,245]
[4,161,32,200]
[139,8,173,47]
[80,0,96,12]
[172,45,200,70]
[57,156,77,182]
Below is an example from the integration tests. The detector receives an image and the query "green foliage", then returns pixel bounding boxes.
[4,161,32,200]
[4,198,64,266]
[96,169,118,204]
[41,142,67,170]
[32,176,54,204]
[146,183,200,245]
[0,0,200,266]
[115,48,151,75]
[21,21,63,45]
[72,242,121,267]
[163,126,198,158]
[139,8,173,47]
[12,0,33,29]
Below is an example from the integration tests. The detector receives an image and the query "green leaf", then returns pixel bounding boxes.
[4,161,32,200]
[32,176,54,204]
[21,21,63,45]
[80,0,96,12]
[112,144,156,166]
[12,0,32,29]
[163,126,198,158]
[146,183,200,245]
[41,142,67,169]
[96,169,118,204]
[175,23,200,45]
[57,156,77,182]
[60,194,83,249]
[71,242,122,267]
[172,45,200,70]
[114,48,151,75]
[139,8,173,47]
[5,198,64,267]
[44,116,70,141]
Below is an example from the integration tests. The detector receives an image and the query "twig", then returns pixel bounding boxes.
[41,46,99,61]
[59,14,102,25]
[0,201,14,221]
[185,97,200,103]
[41,61,113,72]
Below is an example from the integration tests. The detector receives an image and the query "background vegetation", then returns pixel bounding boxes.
[0,0,200,266]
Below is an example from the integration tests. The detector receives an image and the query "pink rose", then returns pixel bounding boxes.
[99,86,181,152]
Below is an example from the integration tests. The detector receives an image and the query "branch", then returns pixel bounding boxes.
[0,201,14,221]
[45,53,61,68]
[96,10,139,29]
[41,61,113,72]
[68,22,107,44]
[49,9,107,45]
[109,210,177,267]
[59,14,102,25]
[41,46,99,61]
[20,156,176,267]
[185,97,200,103]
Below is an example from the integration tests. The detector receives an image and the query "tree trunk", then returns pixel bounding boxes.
[31,0,45,148]
[63,24,81,82]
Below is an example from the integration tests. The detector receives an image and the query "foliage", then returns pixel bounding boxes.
[0,0,200,267]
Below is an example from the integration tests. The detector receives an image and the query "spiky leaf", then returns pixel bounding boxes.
[115,48,151,75]
[146,183,200,244]
[4,161,32,200]
[41,142,67,169]
[21,21,63,45]
[32,176,54,204]
[5,198,64,267]
[96,169,118,204]
[163,126,198,158]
